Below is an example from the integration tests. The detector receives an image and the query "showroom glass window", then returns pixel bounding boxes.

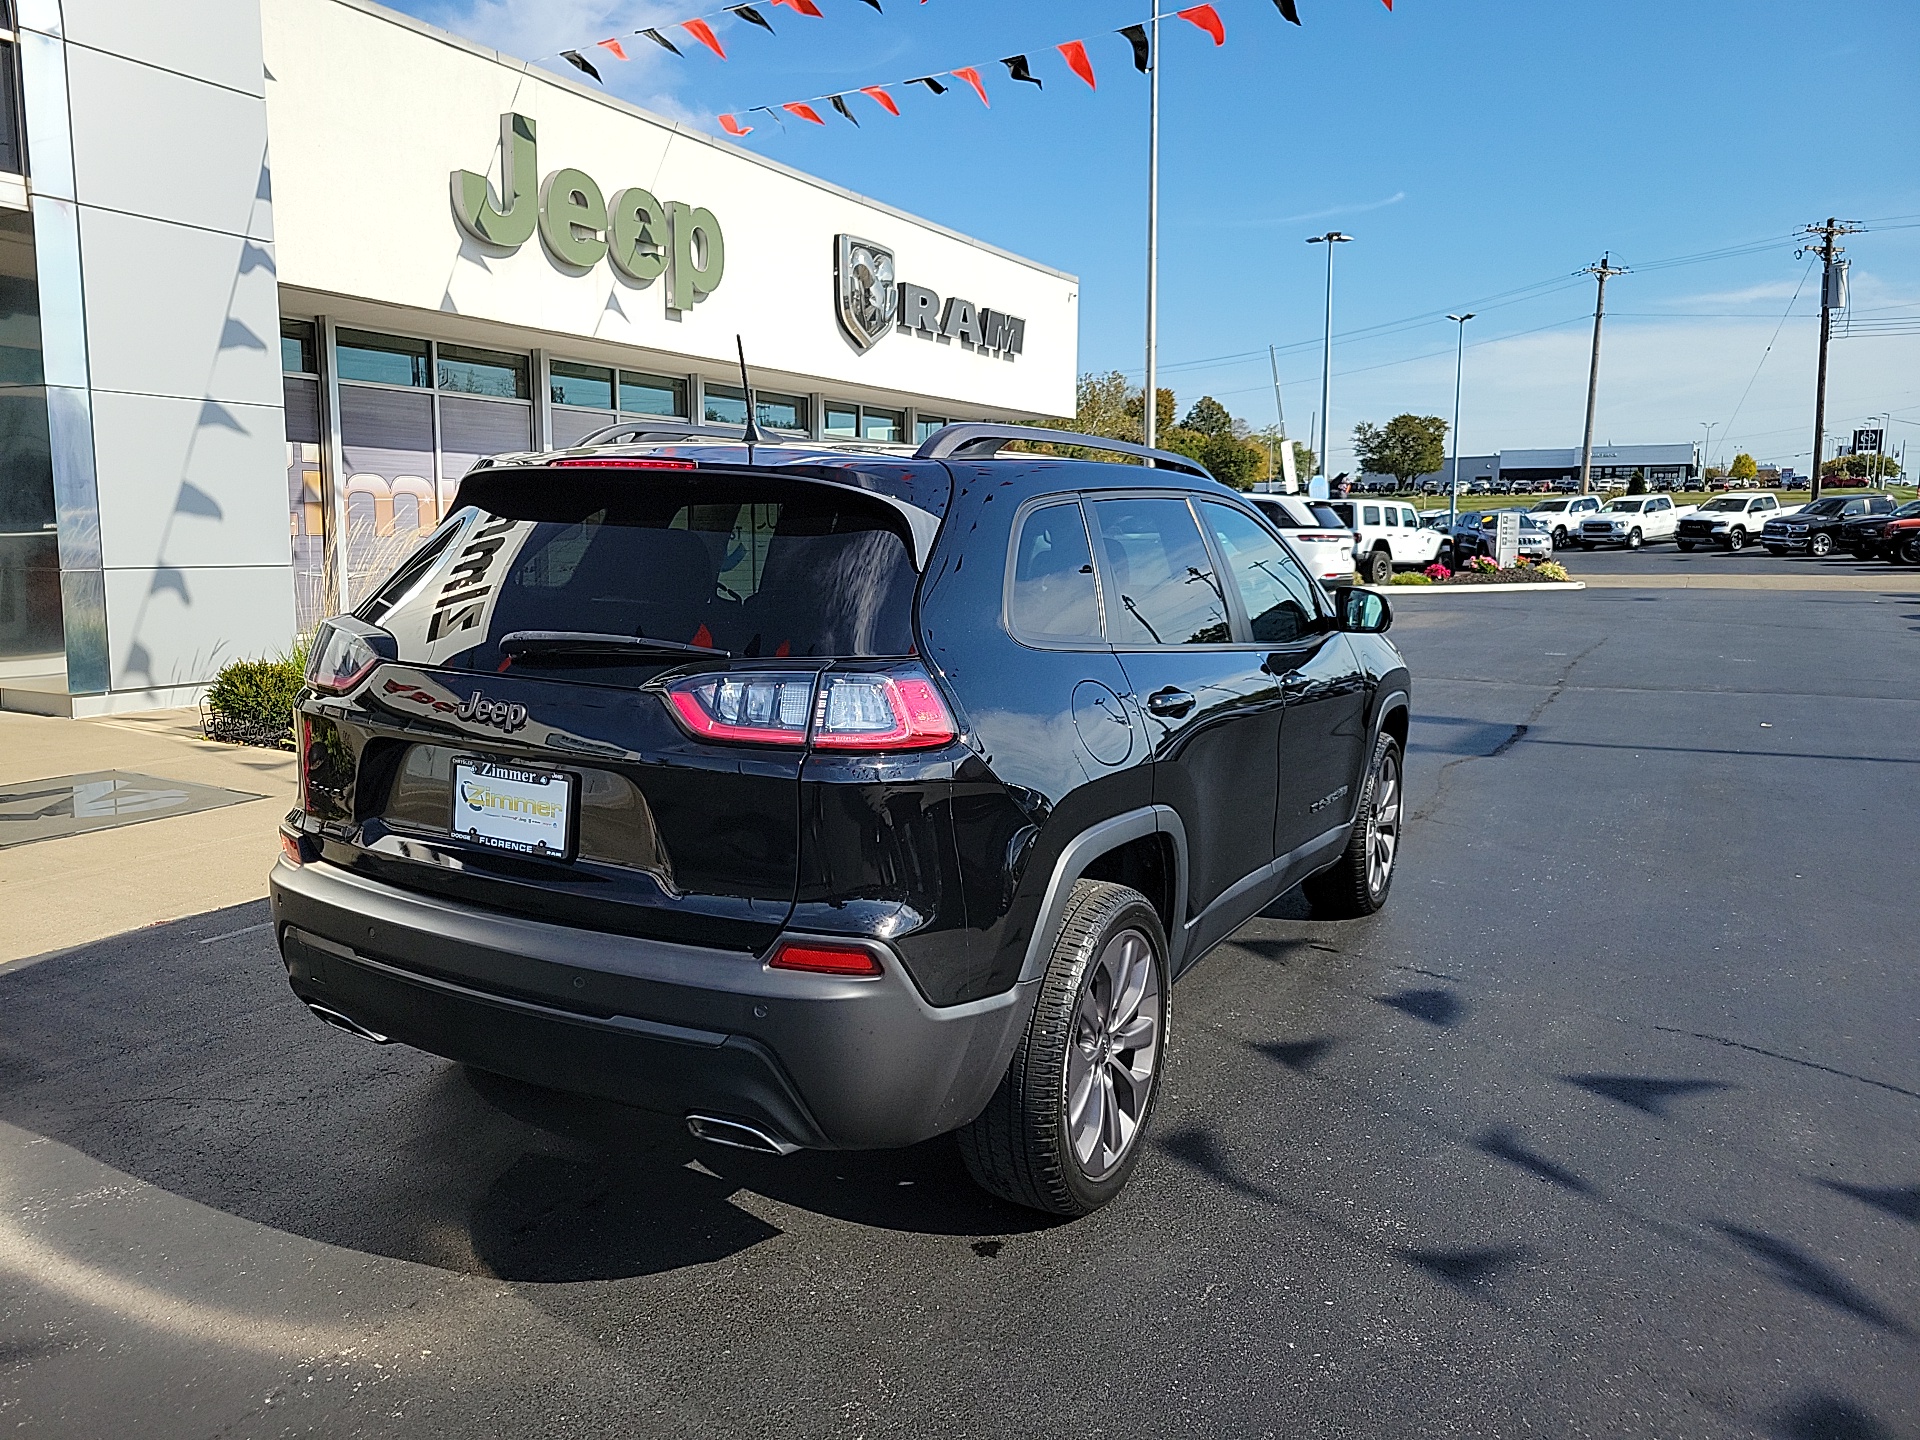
[281,320,325,631]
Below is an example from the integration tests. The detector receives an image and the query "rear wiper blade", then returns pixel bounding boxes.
[499,630,730,660]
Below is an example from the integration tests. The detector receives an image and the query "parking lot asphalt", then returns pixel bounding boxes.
[3,554,1917,1439]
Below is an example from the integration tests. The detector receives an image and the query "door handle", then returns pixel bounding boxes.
[1146,687,1196,718]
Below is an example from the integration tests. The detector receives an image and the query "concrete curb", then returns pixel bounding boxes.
[1365,582,1586,595]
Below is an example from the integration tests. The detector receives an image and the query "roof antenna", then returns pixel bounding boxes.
[735,334,763,458]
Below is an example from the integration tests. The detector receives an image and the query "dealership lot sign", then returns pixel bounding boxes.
[835,234,1026,358]
[452,113,723,311]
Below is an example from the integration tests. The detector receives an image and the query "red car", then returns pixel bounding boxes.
[1881,511,1920,564]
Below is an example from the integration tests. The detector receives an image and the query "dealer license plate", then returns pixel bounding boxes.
[450,759,573,858]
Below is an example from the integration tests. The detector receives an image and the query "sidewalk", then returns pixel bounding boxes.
[0,710,294,965]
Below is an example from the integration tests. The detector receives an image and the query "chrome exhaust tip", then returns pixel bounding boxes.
[686,1113,801,1156]
[305,1002,391,1044]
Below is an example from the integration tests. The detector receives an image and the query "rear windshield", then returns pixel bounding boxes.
[364,470,919,673]
[1309,504,1345,528]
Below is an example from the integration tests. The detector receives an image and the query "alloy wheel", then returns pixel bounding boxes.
[1366,747,1401,897]
[1066,927,1161,1181]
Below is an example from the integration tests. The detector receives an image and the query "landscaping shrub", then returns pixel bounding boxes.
[201,638,309,749]
[1422,562,1452,582]
[1463,554,1501,575]
[1389,571,1434,586]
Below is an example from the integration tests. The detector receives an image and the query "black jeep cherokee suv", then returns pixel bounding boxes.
[271,423,1411,1216]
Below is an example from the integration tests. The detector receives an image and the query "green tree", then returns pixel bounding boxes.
[1128,385,1177,440]
[1626,468,1648,495]
[1181,396,1235,439]
[1822,453,1901,480]
[1352,414,1447,488]
[1728,452,1759,481]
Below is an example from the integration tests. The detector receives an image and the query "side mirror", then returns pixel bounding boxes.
[1331,585,1392,635]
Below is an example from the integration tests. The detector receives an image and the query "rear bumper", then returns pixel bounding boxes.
[269,859,1031,1150]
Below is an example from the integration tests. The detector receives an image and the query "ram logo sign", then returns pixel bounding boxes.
[833,233,1026,359]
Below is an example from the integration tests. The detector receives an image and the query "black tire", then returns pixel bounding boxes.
[1303,731,1403,921]
[957,880,1169,1218]
[1552,526,1568,549]
[1579,541,1594,551]
[1676,541,1695,553]
[1365,547,1393,587]
[1626,527,1644,550]
[1727,527,1747,551]
[1898,538,1920,566]
[1809,531,1834,558]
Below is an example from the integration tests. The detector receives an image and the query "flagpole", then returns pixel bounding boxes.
[1143,8,1160,452]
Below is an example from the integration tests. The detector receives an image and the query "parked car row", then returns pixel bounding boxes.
[1762,494,1920,562]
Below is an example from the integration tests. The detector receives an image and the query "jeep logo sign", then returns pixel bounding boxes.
[453,113,723,312]
[833,233,1025,358]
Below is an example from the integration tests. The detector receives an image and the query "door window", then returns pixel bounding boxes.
[1199,502,1322,645]
[1362,505,1381,526]
[1401,507,1418,526]
[1008,501,1104,645]
[1089,497,1231,647]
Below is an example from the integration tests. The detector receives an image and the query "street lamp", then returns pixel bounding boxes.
[1446,314,1474,529]
[1307,232,1352,492]
[1700,421,1717,491]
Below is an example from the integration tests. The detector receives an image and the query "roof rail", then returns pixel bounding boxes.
[571,420,767,447]
[913,422,1215,481]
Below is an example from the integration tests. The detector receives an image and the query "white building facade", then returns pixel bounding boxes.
[0,0,1078,716]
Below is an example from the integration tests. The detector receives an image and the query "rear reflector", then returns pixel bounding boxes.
[549,457,698,470]
[767,940,883,977]
[279,831,305,867]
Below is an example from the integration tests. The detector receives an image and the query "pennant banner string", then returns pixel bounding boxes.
[714,2,1282,136]
[551,0,884,78]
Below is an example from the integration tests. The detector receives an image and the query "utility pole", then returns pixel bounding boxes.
[1576,253,1628,496]
[1307,232,1352,489]
[1797,218,1863,502]
[1142,9,1161,451]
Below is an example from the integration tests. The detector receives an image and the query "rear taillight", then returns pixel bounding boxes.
[279,831,305,867]
[666,671,816,746]
[1294,532,1348,543]
[661,665,959,751]
[767,939,884,977]
[306,617,394,695]
[812,671,957,750]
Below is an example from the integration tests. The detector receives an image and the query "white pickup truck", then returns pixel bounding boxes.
[1674,492,1797,552]
[1576,495,1695,550]
[1325,499,1447,586]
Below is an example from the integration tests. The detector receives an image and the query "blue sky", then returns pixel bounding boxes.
[399,0,1920,475]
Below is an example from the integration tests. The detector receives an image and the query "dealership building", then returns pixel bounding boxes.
[0,0,1078,716]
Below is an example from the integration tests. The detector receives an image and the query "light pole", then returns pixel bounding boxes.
[1307,232,1352,492]
[1700,421,1717,490]
[1142,8,1162,451]
[1446,314,1474,529]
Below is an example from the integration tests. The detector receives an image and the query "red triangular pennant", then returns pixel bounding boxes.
[1177,5,1224,45]
[719,113,753,135]
[769,0,825,13]
[783,101,826,124]
[682,18,726,58]
[951,66,989,106]
[597,37,629,61]
[1057,39,1096,89]
[860,85,901,116]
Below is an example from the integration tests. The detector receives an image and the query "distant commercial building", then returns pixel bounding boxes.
[1496,444,1697,489]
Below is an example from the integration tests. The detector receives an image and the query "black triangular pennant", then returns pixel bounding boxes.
[751,105,786,127]
[1000,54,1042,88]
[728,5,775,33]
[1119,24,1150,74]
[855,0,882,8]
[907,75,949,95]
[562,49,603,83]
[638,27,683,55]
[1271,0,1303,23]
[829,94,860,126]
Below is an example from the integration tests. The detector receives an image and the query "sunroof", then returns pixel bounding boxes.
[0,771,263,849]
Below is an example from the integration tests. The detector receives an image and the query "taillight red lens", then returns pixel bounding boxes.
[665,671,816,746]
[549,457,698,469]
[279,831,305,867]
[767,940,883,977]
[812,671,957,751]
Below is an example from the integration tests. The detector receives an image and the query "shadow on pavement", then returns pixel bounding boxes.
[0,905,1048,1286]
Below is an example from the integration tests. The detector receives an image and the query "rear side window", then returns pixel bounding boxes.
[1362,505,1381,526]
[1089,497,1231,648]
[1310,504,1345,528]
[1009,501,1103,645]
[374,472,918,676]
[1199,502,1320,645]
